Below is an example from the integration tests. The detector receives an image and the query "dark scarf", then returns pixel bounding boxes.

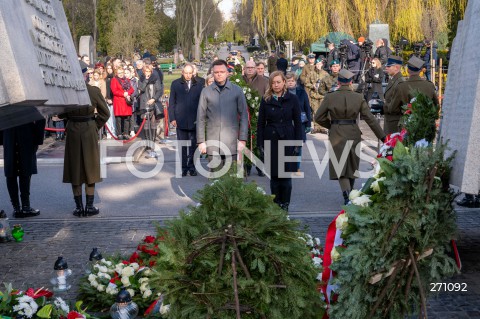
[116,76,131,91]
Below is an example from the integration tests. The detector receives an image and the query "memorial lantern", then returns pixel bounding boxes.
[11,224,24,242]
[51,256,72,291]
[110,288,139,319]
[0,211,12,242]
[85,247,103,274]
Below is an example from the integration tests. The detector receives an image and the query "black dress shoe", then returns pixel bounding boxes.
[256,168,265,177]
[189,170,198,176]
[14,207,40,218]
[182,170,188,177]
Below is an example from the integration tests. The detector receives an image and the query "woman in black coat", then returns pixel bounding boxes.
[257,71,303,211]
[1,119,45,218]
[365,58,384,101]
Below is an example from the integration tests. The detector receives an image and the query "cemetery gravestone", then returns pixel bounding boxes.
[79,35,94,66]
[368,22,390,53]
[0,0,90,130]
[440,0,480,194]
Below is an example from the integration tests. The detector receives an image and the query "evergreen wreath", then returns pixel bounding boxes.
[328,92,458,319]
[150,176,325,319]
[229,66,262,163]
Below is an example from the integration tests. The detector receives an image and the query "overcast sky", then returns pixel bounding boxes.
[218,0,234,20]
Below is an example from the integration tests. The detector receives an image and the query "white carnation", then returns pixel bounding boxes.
[312,257,322,268]
[98,266,109,273]
[127,289,135,297]
[142,289,152,299]
[331,247,341,262]
[121,276,131,287]
[138,277,149,283]
[121,266,135,277]
[370,177,386,193]
[349,189,362,201]
[335,213,349,230]
[130,263,140,271]
[351,194,372,207]
[88,274,97,282]
[160,304,170,314]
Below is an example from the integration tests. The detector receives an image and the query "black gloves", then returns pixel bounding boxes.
[380,136,386,143]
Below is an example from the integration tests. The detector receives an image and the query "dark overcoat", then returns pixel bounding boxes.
[137,74,163,129]
[394,74,439,106]
[314,86,385,180]
[383,72,404,134]
[257,92,303,177]
[60,85,110,185]
[196,80,249,156]
[295,87,312,142]
[1,119,46,177]
[168,76,203,130]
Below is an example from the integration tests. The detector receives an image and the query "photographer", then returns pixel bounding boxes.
[365,58,384,101]
[325,40,339,73]
[341,39,361,77]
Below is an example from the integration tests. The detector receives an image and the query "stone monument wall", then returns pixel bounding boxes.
[368,23,390,53]
[0,0,90,108]
[440,0,480,194]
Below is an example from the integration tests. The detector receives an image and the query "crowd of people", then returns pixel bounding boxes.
[1,39,442,219]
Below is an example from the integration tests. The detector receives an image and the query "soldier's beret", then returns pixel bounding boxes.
[407,56,424,72]
[338,69,355,83]
[330,59,340,66]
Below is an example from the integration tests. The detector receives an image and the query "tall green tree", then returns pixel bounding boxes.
[96,0,119,54]
[140,0,160,53]
[63,0,95,52]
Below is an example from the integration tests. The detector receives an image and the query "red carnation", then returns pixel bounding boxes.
[144,236,156,244]
[129,251,140,263]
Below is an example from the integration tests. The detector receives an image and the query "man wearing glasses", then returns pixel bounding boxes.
[242,60,268,96]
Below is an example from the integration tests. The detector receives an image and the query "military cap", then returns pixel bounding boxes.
[315,58,323,64]
[307,53,315,58]
[325,39,332,45]
[330,59,340,66]
[407,56,424,72]
[338,69,355,83]
[385,56,403,67]
[231,51,237,56]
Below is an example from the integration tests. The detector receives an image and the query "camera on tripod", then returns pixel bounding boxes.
[394,37,409,56]
[413,42,424,57]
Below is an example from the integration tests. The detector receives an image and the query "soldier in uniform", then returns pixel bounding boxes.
[59,63,110,217]
[394,56,439,106]
[318,60,341,96]
[383,56,405,134]
[305,59,329,133]
[314,69,386,204]
[299,53,316,86]
[267,50,278,74]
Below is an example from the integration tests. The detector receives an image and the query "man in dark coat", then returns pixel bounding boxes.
[197,60,249,177]
[1,119,46,218]
[326,40,339,73]
[383,56,405,134]
[60,65,110,217]
[276,52,289,74]
[314,69,386,204]
[243,60,269,97]
[169,63,203,176]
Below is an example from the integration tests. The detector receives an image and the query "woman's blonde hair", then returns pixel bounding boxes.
[142,64,154,74]
[372,58,382,69]
[205,74,214,87]
[264,71,287,101]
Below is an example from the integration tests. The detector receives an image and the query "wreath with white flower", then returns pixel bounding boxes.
[229,65,262,163]
[78,257,159,315]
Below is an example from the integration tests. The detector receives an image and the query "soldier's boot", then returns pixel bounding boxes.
[19,196,40,218]
[84,195,100,217]
[72,196,84,217]
[457,194,477,208]
[342,191,351,205]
